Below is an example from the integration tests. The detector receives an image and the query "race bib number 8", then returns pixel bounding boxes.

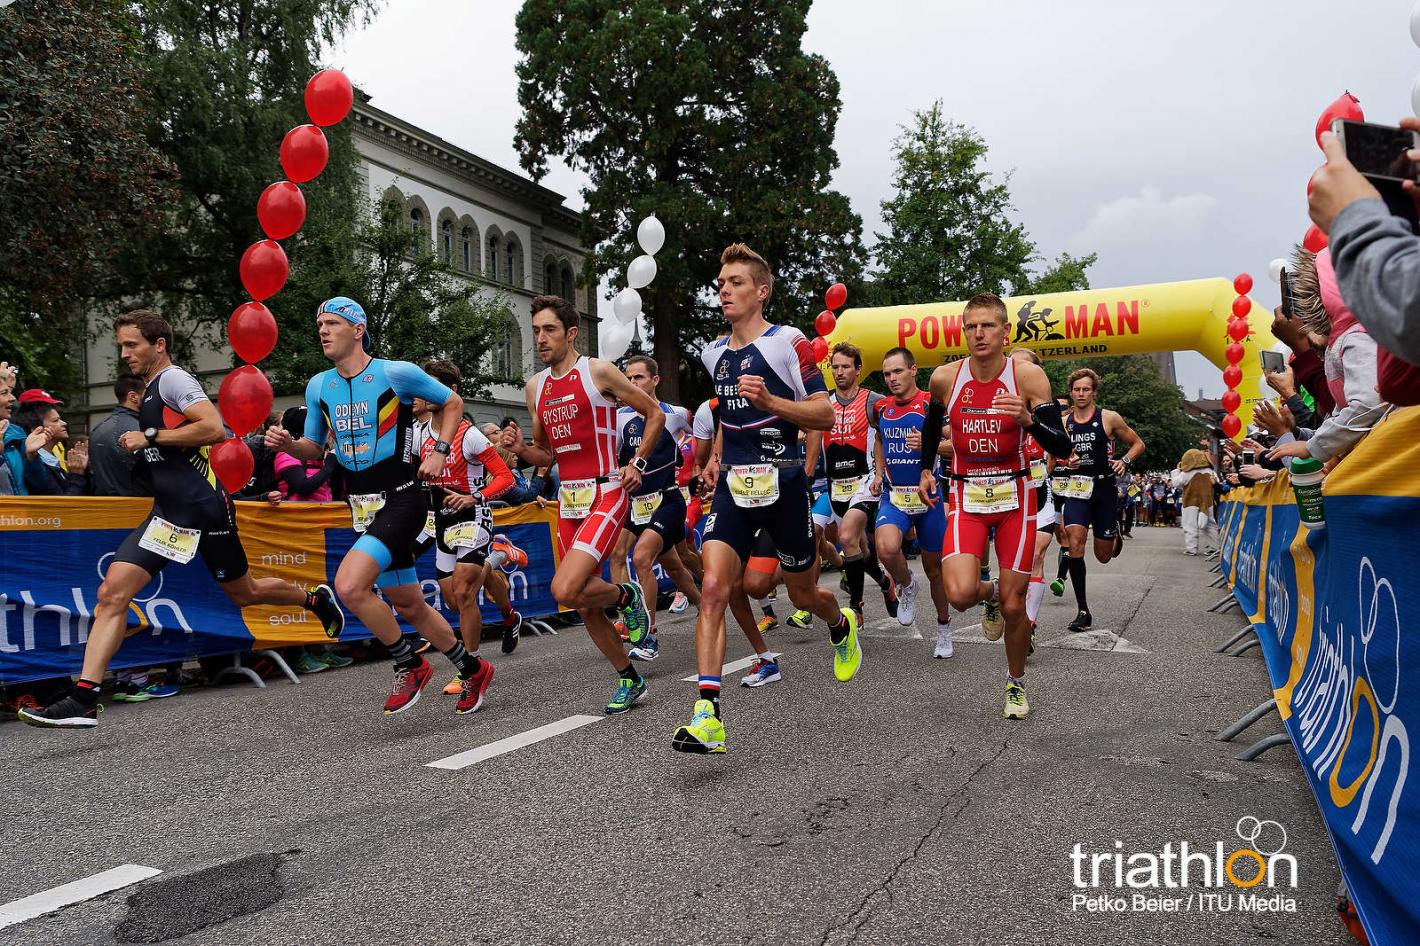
[138,516,200,564]
[631,491,663,526]
[889,485,928,513]
[728,464,779,508]
[348,492,386,533]
[1061,476,1094,500]
[963,476,1018,514]
[559,479,597,519]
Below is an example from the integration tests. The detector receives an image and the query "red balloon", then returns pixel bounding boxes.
[814,309,837,336]
[811,337,829,362]
[1315,91,1364,148]
[218,364,274,437]
[1221,413,1242,439]
[1231,296,1251,319]
[257,181,306,240]
[239,240,289,301]
[280,124,329,184]
[228,302,279,364]
[824,282,848,311]
[1228,319,1250,342]
[1221,390,1242,413]
[1226,342,1246,365]
[1232,273,1252,296]
[305,69,354,127]
[1303,225,1328,253]
[210,437,255,494]
[1223,365,1243,389]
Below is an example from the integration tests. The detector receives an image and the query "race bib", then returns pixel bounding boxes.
[631,491,663,526]
[889,484,928,513]
[963,476,1019,514]
[138,516,200,564]
[443,519,490,552]
[348,492,386,533]
[727,464,779,508]
[422,510,437,539]
[1029,459,1047,486]
[680,486,692,506]
[1060,475,1094,500]
[830,475,866,504]
[559,478,597,519]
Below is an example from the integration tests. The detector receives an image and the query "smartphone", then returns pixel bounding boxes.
[1332,119,1420,183]
[1279,268,1295,319]
[1259,350,1286,374]
[1241,450,1256,467]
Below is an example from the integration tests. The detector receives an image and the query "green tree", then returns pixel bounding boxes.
[514,0,866,403]
[0,0,177,392]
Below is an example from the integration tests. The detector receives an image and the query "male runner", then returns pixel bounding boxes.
[1057,367,1145,632]
[871,347,954,657]
[616,354,702,660]
[918,293,1072,719]
[807,343,895,623]
[1013,351,1063,638]
[263,297,488,716]
[21,309,342,728]
[501,295,664,714]
[674,243,855,754]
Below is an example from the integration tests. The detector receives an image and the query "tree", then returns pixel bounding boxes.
[514,0,866,403]
[0,0,177,392]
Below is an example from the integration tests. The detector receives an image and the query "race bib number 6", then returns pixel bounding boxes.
[138,516,200,564]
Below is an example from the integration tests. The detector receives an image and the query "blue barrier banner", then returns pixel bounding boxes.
[1217,406,1420,945]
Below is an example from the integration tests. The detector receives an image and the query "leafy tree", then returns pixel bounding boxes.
[514,0,866,403]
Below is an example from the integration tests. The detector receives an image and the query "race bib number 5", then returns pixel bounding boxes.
[138,516,200,564]
[889,484,928,513]
[559,479,597,519]
[728,464,779,508]
[963,476,1018,514]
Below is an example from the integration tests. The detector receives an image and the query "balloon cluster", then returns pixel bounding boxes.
[1305,91,1364,255]
[810,282,848,363]
[1219,273,1253,440]
[601,216,665,361]
[210,69,354,492]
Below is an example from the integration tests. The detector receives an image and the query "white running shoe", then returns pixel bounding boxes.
[896,576,918,627]
[933,623,953,659]
[669,592,689,614]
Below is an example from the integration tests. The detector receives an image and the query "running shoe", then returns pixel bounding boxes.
[786,610,812,630]
[839,573,850,594]
[138,683,179,699]
[1048,578,1065,597]
[897,577,919,627]
[1068,610,1092,633]
[669,592,689,614]
[455,660,495,715]
[502,611,523,655]
[7,693,40,717]
[615,620,630,642]
[443,673,462,695]
[832,608,863,682]
[19,695,101,729]
[741,657,782,688]
[311,584,344,640]
[672,698,726,754]
[933,623,954,659]
[757,614,779,634]
[881,577,899,619]
[293,652,328,675]
[618,583,652,644]
[383,658,434,715]
[1004,681,1030,719]
[628,633,660,662]
[489,534,529,569]
[316,648,354,669]
[982,580,1005,641]
[605,675,647,714]
[110,682,151,703]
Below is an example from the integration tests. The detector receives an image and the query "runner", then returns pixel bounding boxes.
[501,294,666,715]
[1057,367,1145,632]
[918,293,1072,719]
[616,354,702,661]
[1012,351,1064,639]
[21,309,343,729]
[870,347,954,657]
[674,243,856,755]
[810,344,896,623]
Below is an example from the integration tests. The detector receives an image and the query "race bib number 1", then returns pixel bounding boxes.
[138,516,200,564]
[559,479,597,519]
[728,464,779,508]
[963,476,1018,515]
[348,492,386,533]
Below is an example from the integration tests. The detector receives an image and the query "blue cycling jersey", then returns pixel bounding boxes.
[304,358,453,492]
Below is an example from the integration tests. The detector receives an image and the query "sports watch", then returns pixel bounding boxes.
[432,440,451,455]
[631,456,649,474]
[144,427,159,445]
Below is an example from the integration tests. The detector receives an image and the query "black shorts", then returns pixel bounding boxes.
[829,497,878,522]
[352,482,427,574]
[702,467,816,572]
[1062,475,1118,540]
[113,493,249,584]
[627,487,686,548]
[435,503,492,566]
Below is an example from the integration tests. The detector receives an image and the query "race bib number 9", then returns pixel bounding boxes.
[559,479,597,519]
[631,491,663,526]
[830,475,866,504]
[138,516,200,564]
[348,492,386,533]
[728,464,779,508]
[889,484,928,513]
[963,476,1018,514]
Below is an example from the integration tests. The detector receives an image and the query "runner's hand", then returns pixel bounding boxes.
[905,429,921,452]
[444,492,476,511]
[418,452,447,481]
[118,429,146,453]
[991,392,1030,425]
[869,473,883,497]
[701,456,720,494]
[1065,451,1081,469]
[917,468,939,508]
[264,425,293,451]
[620,465,643,493]
[1109,459,1127,476]
[737,374,772,409]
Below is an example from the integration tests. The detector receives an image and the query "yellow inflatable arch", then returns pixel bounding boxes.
[826,277,1274,436]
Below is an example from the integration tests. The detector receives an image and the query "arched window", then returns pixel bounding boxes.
[440,220,453,263]
[409,208,423,256]
[545,260,558,295]
[506,243,516,285]
[461,227,473,273]
[490,311,522,379]
[487,234,500,281]
[561,266,575,303]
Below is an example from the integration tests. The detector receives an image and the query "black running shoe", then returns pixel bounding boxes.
[311,583,345,640]
[19,695,101,729]
[1068,610,1093,633]
[502,611,523,655]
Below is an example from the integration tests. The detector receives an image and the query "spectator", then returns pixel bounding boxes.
[1171,449,1218,556]
[11,391,88,495]
[272,406,336,502]
[486,421,539,505]
[88,374,146,496]
[0,363,16,494]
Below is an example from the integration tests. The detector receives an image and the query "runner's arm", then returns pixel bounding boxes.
[594,359,665,469]
[803,429,823,479]
[871,428,886,495]
[1105,410,1146,470]
[1015,363,1073,459]
[508,379,555,467]
[919,364,955,472]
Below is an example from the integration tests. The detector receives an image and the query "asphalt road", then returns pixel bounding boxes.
[0,526,1354,946]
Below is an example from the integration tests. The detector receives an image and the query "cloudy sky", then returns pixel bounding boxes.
[331,1,1419,397]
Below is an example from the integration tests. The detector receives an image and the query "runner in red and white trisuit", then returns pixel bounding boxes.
[918,292,1072,720]
[502,294,666,716]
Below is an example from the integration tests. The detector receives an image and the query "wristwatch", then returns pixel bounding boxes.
[144,427,159,445]
[631,456,649,474]
[432,440,451,456]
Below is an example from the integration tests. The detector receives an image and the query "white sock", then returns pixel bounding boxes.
[1026,579,1046,623]
[758,650,775,661]
[937,619,952,632]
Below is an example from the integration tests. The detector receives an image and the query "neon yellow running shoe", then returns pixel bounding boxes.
[832,608,863,682]
[671,698,726,754]
[1004,681,1030,719]
[786,609,812,629]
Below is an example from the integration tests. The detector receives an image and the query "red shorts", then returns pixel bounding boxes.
[684,491,703,531]
[942,478,1037,574]
[557,483,629,564]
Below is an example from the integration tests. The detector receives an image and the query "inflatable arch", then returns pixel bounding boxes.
[825,277,1275,436]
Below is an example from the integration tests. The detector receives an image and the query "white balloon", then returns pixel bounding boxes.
[600,318,633,360]
[1267,258,1287,284]
[1411,0,1420,48]
[613,287,641,324]
[1411,70,1420,117]
[636,215,665,256]
[626,254,658,290]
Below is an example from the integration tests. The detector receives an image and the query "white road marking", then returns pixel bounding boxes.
[426,714,603,770]
[681,654,761,682]
[0,864,162,930]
